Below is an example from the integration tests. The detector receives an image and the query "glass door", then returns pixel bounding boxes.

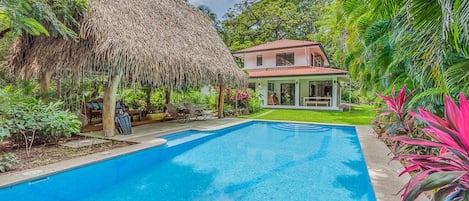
[280,83,295,105]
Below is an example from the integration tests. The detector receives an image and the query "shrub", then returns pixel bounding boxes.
[0,153,19,172]
[247,89,263,113]
[0,87,81,157]
[378,86,469,201]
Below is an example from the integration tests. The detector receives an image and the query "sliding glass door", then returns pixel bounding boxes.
[280,83,295,105]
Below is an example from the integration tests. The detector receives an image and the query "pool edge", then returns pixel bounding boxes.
[355,125,429,201]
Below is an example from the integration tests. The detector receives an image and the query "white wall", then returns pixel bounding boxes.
[243,48,311,69]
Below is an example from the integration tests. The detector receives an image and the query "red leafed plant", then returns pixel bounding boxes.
[379,86,469,201]
[377,85,416,135]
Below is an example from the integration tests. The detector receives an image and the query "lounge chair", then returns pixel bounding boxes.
[165,103,186,121]
[184,103,210,120]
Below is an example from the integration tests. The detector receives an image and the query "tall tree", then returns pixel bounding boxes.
[197,5,222,33]
[319,0,469,112]
[221,0,332,51]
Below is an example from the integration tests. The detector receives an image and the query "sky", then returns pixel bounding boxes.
[188,0,242,19]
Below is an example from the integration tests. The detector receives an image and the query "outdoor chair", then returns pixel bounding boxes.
[165,103,186,121]
[183,103,210,120]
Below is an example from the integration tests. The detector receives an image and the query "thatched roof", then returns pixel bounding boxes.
[8,0,246,88]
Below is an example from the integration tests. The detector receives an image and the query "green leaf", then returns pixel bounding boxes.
[434,185,457,201]
[0,126,9,138]
[420,171,466,191]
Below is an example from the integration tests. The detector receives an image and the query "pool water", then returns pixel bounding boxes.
[0,121,376,201]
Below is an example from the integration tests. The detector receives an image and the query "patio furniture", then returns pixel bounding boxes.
[165,103,187,121]
[115,113,132,134]
[82,100,142,124]
[303,97,331,107]
[184,103,210,120]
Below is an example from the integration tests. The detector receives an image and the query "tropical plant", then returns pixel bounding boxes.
[324,0,469,113]
[0,86,81,157]
[377,85,416,137]
[247,89,263,113]
[379,86,469,201]
[0,153,19,172]
[0,0,88,40]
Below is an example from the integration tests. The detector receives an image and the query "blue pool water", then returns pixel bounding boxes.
[0,121,376,201]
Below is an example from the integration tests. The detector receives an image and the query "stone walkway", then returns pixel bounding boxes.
[0,118,428,200]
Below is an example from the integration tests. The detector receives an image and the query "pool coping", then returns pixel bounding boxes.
[0,119,428,201]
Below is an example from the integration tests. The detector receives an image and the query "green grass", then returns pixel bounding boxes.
[239,105,376,125]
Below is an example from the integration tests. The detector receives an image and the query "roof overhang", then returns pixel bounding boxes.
[247,66,348,78]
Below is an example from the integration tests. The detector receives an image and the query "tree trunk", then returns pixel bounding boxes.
[102,71,123,137]
[164,87,171,112]
[144,84,152,115]
[40,71,52,93]
[218,84,225,118]
[56,77,62,98]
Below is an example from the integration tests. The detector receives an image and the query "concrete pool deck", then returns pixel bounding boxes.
[0,118,427,201]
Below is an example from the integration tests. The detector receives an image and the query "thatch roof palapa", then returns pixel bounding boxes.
[7,0,247,136]
[8,0,246,88]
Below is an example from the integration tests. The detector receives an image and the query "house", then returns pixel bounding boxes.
[233,39,350,111]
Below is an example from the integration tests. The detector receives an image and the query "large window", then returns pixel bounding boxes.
[276,52,294,66]
[309,81,332,97]
[256,55,263,66]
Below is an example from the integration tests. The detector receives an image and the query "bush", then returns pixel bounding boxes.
[378,86,469,201]
[247,89,263,113]
[0,153,19,172]
[0,86,81,157]
[223,104,235,117]
[119,88,147,110]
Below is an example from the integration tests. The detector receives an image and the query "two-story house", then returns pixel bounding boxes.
[233,39,350,111]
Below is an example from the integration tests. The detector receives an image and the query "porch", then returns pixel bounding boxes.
[249,75,350,111]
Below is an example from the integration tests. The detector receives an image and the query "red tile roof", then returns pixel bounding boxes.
[247,66,348,78]
[234,39,320,54]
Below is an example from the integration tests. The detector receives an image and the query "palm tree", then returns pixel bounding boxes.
[336,0,469,112]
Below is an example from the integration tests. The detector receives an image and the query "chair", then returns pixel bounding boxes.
[165,103,186,121]
[184,103,209,120]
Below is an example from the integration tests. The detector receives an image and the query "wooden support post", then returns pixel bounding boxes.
[102,71,123,137]
[218,84,225,118]
[39,71,52,93]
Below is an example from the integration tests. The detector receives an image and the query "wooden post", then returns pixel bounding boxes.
[39,71,52,93]
[218,84,225,118]
[102,71,123,137]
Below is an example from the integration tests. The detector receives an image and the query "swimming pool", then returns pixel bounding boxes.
[0,121,376,201]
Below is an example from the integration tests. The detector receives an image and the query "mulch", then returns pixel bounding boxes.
[0,136,135,174]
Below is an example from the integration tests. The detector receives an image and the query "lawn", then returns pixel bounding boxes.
[239,105,376,125]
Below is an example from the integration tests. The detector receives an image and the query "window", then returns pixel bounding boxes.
[268,82,275,92]
[256,55,263,66]
[276,52,294,66]
[309,81,332,97]
[311,55,323,67]
[248,82,256,91]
